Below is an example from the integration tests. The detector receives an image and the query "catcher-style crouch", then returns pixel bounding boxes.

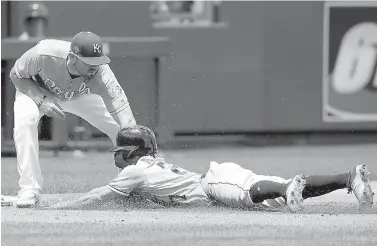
[49,125,374,212]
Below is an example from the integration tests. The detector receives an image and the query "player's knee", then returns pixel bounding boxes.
[14,113,40,130]
[14,105,40,128]
[13,116,40,142]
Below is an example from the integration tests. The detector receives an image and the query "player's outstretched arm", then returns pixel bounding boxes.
[49,186,122,210]
[94,65,137,128]
[112,107,137,128]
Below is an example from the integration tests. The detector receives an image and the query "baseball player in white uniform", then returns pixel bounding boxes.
[48,126,374,212]
[2,31,136,207]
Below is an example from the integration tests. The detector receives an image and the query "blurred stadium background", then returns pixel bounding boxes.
[2,1,377,154]
[1,2,377,245]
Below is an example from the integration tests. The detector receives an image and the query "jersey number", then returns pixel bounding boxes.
[155,161,188,202]
[156,161,188,175]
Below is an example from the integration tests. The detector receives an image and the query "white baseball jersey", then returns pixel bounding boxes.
[13,39,130,115]
[12,39,132,196]
[107,156,212,206]
[201,162,289,209]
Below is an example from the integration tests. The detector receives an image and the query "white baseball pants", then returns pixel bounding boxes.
[200,161,290,209]
[13,90,120,196]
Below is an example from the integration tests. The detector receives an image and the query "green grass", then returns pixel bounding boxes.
[2,208,377,246]
[2,143,377,246]
[2,143,377,194]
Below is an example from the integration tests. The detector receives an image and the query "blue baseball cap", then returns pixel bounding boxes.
[70,31,110,65]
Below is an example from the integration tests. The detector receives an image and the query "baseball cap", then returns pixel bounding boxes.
[70,31,110,66]
[25,2,49,21]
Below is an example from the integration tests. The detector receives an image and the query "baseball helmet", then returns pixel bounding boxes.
[109,125,158,156]
[24,2,49,22]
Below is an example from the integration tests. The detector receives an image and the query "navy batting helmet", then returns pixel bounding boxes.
[24,2,49,22]
[109,125,158,155]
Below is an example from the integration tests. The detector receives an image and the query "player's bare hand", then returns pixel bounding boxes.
[39,97,66,119]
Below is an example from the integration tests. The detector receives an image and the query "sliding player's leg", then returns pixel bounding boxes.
[251,164,374,209]
[303,165,374,207]
[248,174,306,212]
[302,173,348,198]
[201,161,306,212]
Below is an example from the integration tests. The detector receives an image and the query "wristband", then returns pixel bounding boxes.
[37,95,47,108]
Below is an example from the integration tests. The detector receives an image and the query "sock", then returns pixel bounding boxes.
[249,180,287,203]
[302,173,349,199]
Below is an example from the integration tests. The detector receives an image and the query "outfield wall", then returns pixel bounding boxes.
[153,1,376,142]
[2,1,376,145]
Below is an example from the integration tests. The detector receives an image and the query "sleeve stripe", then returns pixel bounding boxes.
[106,185,130,196]
[109,102,130,115]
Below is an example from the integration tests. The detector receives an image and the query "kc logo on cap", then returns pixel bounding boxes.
[93,44,102,54]
[72,45,80,54]
[70,31,111,65]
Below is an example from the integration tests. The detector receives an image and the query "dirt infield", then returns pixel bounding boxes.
[4,212,375,246]
[2,183,377,246]
[2,144,377,245]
